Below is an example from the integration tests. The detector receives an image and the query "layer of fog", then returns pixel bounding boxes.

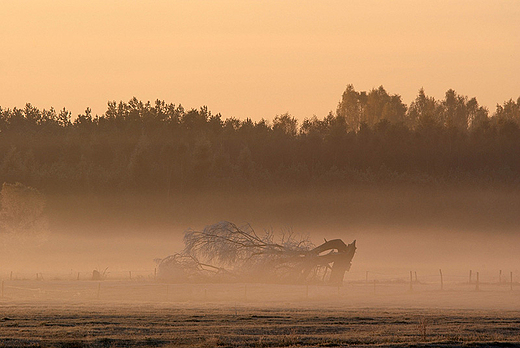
[1,186,519,289]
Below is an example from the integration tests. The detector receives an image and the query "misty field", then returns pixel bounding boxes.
[2,187,520,347]
[1,279,520,347]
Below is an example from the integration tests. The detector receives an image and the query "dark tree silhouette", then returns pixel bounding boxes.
[0,87,519,196]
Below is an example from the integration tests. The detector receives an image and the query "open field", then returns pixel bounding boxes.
[2,186,520,347]
[1,279,520,347]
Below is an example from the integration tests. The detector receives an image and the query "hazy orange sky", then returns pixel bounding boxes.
[1,1,519,121]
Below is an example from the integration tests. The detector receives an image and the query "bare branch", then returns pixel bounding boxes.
[158,221,356,285]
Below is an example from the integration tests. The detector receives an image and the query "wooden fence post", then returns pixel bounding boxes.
[499,270,502,283]
[439,269,443,291]
[469,270,472,284]
[476,272,480,291]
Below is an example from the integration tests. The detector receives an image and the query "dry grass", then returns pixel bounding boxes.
[1,303,520,347]
[1,280,520,347]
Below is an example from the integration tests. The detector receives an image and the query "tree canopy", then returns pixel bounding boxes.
[1,87,519,196]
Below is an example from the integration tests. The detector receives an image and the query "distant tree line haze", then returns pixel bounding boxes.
[1,85,520,195]
[0,182,48,247]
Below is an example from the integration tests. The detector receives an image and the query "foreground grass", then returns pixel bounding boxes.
[1,303,519,347]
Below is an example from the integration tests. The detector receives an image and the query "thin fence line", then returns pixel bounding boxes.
[3,269,517,283]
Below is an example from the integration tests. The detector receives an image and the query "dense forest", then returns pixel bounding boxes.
[1,85,520,196]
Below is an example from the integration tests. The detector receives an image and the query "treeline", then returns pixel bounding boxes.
[1,85,520,195]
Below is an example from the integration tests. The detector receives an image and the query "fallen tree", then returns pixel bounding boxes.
[156,221,356,285]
